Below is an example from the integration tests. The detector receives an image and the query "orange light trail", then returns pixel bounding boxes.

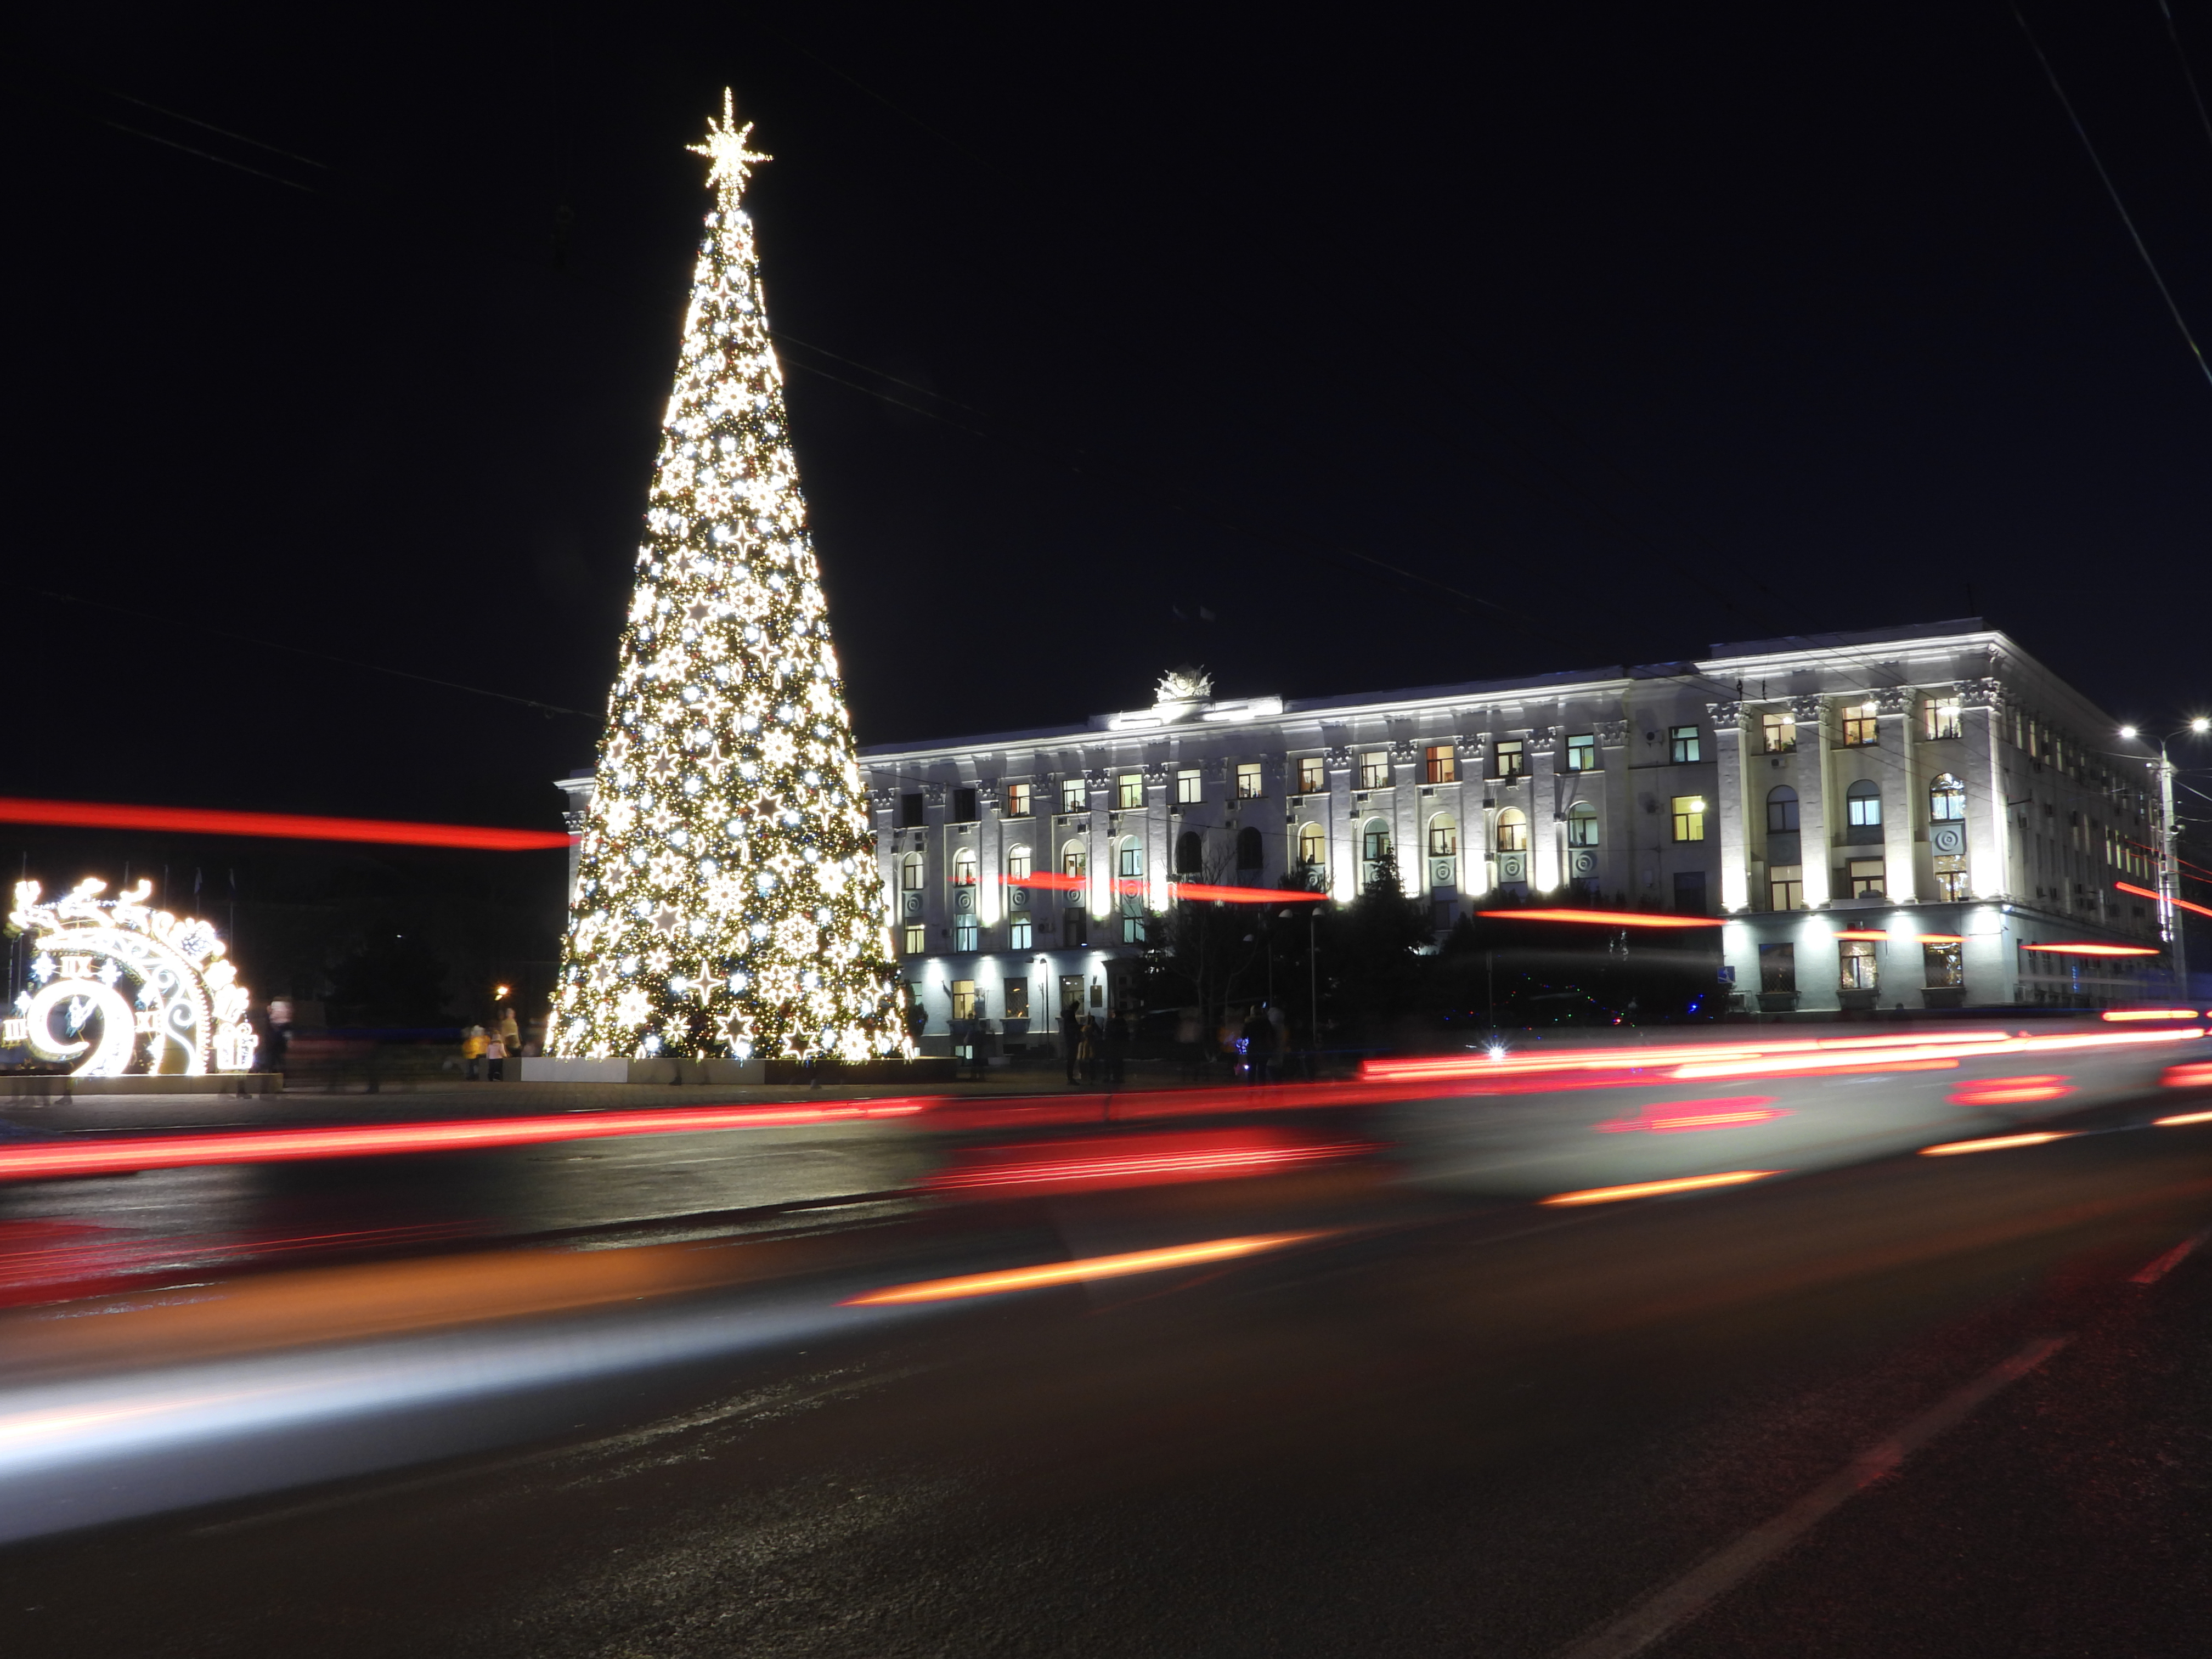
[2020,943,2162,957]
[0,1099,930,1183]
[1594,1096,1787,1134]
[0,797,573,851]
[2162,1063,2212,1087]
[1919,1132,2077,1156]
[2154,1109,2212,1126]
[1671,1025,2204,1081]
[927,1131,1363,1195]
[1476,908,1725,928]
[1539,1170,1779,1206]
[839,1231,1324,1305]
[1362,1029,2012,1085]
[1948,1075,2070,1106]
[2102,1009,2200,1022]
[2115,880,2212,921]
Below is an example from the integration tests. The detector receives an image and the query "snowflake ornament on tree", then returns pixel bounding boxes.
[550,90,909,1065]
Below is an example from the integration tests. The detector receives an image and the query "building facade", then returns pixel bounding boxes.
[560,621,2169,1043]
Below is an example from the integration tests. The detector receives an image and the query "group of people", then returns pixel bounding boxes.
[1061,1006,1129,1086]
[460,1007,522,1080]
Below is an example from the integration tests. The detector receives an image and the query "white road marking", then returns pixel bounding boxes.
[2129,1229,2209,1286]
[1553,1334,2071,1659]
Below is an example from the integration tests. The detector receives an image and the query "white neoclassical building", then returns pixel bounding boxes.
[561,620,2170,1042]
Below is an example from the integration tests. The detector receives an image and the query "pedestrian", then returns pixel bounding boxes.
[461,1023,486,1081]
[1062,1002,1082,1085]
[499,1006,521,1059]
[484,1026,507,1082]
[1079,1014,1101,1084]
[1103,1008,1128,1087]
[1242,1005,1275,1085]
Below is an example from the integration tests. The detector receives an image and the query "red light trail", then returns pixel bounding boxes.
[0,798,573,851]
[1476,908,1725,928]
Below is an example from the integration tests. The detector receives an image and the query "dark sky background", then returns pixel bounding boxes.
[11,1,2212,839]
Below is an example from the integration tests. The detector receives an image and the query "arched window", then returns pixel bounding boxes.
[1929,774,1966,822]
[950,847,977,886]
[1566,803,1599,847]
[1235,826,1263,871]
[1175,830,1203,874]
[1116,837,1144,879]
[1496,808,1528,853]
[1005,844,1032,881]
[1297,822,1326,877]
[1767,786,1798,833]
[1846,780,1881,827]
[1116,837,1147,941]
[900,852,924,890]
[1061,841,1086,881]
[1427,815,1459,857]
[1361,819,1394,890]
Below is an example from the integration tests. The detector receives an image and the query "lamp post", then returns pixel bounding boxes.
[2120,719,2208,996]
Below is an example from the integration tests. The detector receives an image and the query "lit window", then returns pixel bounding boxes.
[1425,745,1457,784]
[1006,782,1031,817]
[1002,978,1029,1019]
[1429,821,1458,857]
[1933,854,1969,901]
[1762,712,1796,754]
[1298,758,1325,794]
[1176,768,1203,804]
[953,916,979,951]
[1925,697,1963,741]
[1297,823,1326,873]
[900,853,925,891]
[1846,781,1881,830]
[1565,734,1596,772]
[901,923,926,955]
[1006,844,1032,881]
[1008,915,1032,950]
[1118,842,1144,878]
[1062,845,1087,880]
[1235,762,1263,799]
[1847,856,1886,898]
[1359,751,1390,789]
[1839,939,1878,991]
[1671,795,1707,842]
[1923,941,1964,988]
[1566,804,1599,847]
[1361,822,1394,889]
[950,980,978,1019]
[1670,725,1701,764]
[951,847,978,886]
[1496,808,1528,853]
[1841,703,1878,746]
[1493,740,1525,780]
[1929,774,1965,822]
[1768,864,1804,911]
[1060,778,1087,812]
[1116,773,1143,809]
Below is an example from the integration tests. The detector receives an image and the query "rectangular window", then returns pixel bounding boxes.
[950,980,978,1020]
[1176,768,1203,804]
[1060,777,1087,812]
[1839,939,1878,990]
[1841,703,1878,746]
[1925,697,1963,741]
[1759,942,1796,993]
[1116,773,1143,810]
[952,787,977,823]
[1358,751,1390,789]
[1298,757,1325,794]
[899,793,926,828]
[1493,740,1525,780]
[1670,725,1701,764]
[1431,899,1455,932]
[1847,856,1886,898]
[1002,978,1029,1019]
[1235,762,1263,799]
[1671,794,1707,842]
[1923,941,1964,988]
[1007,915,1032,951]
[1429,823,1458,857]
[1121,913,1147,944]
[1006,782,1031,817]
[901,923,926,955]
[1762,712,1796,754]
[953,916,979,952]
[1062,909,1088,947]
[1565,733,1596,772]
[1672,870,1707,915]
[1933,853,1969,901]
[1768,863,1804,911]
[1425,745,1457,783]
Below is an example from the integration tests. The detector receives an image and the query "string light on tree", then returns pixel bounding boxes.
[550,89,909,1065]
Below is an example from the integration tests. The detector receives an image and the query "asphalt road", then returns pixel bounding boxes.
[3,1114,2209,1657]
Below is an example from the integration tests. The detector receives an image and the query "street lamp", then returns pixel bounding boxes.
[2119,720,2209,994]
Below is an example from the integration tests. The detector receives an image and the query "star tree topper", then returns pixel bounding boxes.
[689,88,772,198]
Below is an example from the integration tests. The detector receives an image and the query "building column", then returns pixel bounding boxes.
[1877,687,1918,904]
[1707,701,1750,912]
[1959,677,2011,901]
[1793,696,1833,908]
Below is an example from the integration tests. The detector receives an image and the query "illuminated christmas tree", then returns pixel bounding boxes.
[550,91,909,1064]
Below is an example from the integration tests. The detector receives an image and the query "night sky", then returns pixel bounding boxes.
[13,2,2212,837]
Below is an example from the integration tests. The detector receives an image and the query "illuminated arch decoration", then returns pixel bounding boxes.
[4,878,257,1077]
